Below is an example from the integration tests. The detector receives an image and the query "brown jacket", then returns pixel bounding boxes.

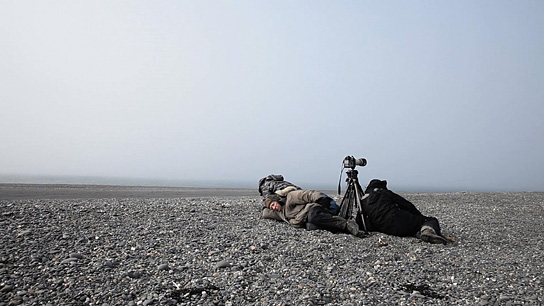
[261,190,324,228]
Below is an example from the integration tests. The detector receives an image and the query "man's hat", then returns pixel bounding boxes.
[365,179,387,193]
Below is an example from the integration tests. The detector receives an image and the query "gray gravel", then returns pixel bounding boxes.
[1,190,543,305]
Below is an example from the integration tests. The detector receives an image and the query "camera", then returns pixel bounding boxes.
[343,156,367,169]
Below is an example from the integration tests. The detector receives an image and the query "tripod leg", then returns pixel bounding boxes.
[339,182,354,219]
[354,180,368,233]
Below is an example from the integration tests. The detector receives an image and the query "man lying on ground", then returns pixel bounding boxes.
[361,179,454,245]
[261,188,366,238]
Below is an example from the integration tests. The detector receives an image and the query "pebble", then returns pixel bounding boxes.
[17,230,32,237]
[158,263,169,271]
[104,260,119,268]
[127,271,142,279]
[1,285,14,292]
[216,260,231,269]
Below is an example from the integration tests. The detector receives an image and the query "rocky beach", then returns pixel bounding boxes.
[1,184,543,305]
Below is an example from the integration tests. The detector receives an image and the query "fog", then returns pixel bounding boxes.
[1,1,543,192]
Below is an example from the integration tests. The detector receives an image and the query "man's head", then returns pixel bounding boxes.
[264,193,283,211]
[365,179,388,193]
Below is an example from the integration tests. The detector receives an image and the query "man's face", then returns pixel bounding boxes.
[270,201,282,211]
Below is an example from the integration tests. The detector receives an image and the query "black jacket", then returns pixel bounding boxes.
[362,179,425,236]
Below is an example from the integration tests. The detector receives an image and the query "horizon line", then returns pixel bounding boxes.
[0,173,540,193]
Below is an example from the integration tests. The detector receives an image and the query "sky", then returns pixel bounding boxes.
[1,1,543,192]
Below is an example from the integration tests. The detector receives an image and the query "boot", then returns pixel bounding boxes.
[419,226,449,245]
[346,219,367,238]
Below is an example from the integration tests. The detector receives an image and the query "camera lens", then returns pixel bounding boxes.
[355,158,367,167]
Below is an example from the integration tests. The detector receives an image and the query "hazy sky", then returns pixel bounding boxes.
[1,1,543,192]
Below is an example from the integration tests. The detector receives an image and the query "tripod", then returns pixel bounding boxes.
[338,169,368,233]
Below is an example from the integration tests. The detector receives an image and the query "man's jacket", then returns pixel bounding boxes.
[362,179,425,236]
[262,190,323,228]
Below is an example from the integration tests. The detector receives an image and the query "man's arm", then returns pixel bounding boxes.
[286,190,324,208]
[262,208,286,222]
[383,190,423,216]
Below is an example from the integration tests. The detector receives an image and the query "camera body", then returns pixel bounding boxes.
[343,156,367,169]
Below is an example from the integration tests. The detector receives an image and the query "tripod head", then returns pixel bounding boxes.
[346,169,358,179]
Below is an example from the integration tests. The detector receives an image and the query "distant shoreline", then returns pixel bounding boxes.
[0,183,258,200]
[0,174,256,189]
[2,174,539,193]
[1,183,541,201]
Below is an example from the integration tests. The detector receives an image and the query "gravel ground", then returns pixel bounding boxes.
[0,184,256,200]
[1,188,543,305]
